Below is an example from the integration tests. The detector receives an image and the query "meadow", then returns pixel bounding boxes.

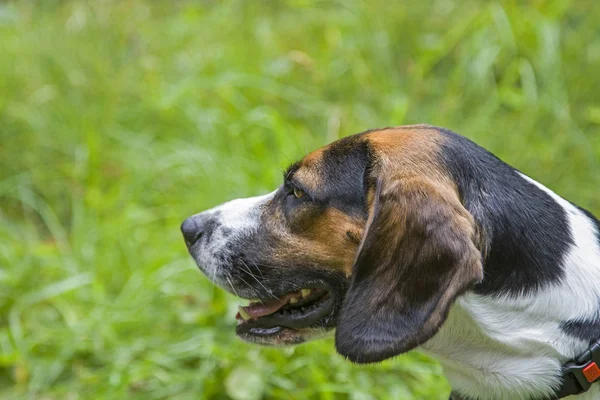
[1,1,599,399]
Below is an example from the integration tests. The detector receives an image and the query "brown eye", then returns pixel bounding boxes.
[293,187,305,199]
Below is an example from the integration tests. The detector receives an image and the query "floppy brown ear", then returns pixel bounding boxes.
[335,175,483,363]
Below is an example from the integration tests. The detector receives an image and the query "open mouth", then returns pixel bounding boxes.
[235,287,335,341]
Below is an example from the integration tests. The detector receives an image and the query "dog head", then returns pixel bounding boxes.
[181,125,483,363]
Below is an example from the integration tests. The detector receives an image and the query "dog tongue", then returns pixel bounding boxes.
[239,293,298,319]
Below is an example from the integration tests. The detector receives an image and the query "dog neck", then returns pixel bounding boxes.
[421,292,600,400]
[421,175,600,400]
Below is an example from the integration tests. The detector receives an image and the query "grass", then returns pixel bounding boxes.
[1,0,599,399]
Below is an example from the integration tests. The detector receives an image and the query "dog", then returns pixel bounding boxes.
[181,125,600,400]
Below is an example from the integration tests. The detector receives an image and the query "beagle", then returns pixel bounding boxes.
[181,125,600,400]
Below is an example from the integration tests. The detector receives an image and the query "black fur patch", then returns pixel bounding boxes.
[437,127,574,296]
[320,135,372,217]
[560,314,600,345]
[285,133,373,218]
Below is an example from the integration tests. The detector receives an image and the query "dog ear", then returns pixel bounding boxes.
[335,175,483,363]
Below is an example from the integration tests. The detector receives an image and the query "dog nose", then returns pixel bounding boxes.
[181,216,202,246]
[181,213,215,246]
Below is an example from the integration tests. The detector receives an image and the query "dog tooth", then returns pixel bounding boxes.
[301,289,311,297]
[289,296,299,304]
[238,306,252,321]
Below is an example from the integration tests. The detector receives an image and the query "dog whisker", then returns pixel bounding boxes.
[248,261,265,279]
[225,275,241,299]
[233,271,260,299]
[239,260,276,299]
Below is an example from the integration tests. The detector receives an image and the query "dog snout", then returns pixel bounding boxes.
[180,213,216,247]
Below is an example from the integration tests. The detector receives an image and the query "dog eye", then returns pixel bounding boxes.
[293,187,305,199]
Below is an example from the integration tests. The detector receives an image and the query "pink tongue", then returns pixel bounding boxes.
[242,292,298,319]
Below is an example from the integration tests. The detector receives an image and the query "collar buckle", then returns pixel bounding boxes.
[562,339,600,395]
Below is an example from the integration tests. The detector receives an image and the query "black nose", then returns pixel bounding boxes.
[181,213,218,247]
[181,216,202,245]
[182,213,213,247]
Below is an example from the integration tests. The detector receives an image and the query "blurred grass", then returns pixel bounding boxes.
[1,0,599,399]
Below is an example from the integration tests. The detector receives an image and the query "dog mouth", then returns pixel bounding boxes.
[234,287,336,343]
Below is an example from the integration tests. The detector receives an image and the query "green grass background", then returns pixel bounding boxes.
[1,1,599,399]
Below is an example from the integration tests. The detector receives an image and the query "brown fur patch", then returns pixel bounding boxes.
[303,208,364,274]
[263,206,363,275]
[366,126,450,184]
[364,126,482,249]
[294,149,324,193]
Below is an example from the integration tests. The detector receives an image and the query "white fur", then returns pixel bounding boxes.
[421,173,600,399]
[190,191,276,285]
